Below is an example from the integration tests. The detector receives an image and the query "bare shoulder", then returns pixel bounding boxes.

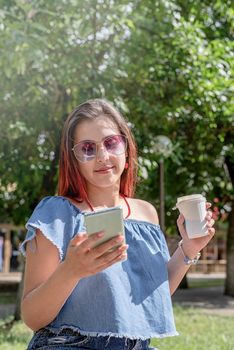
[127,198,159,225]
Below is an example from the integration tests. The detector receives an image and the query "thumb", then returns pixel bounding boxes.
[69,232,88,247]
[177,214,187,238]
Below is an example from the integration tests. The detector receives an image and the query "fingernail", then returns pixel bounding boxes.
[115,236,124,243]
[97,231,105,237]
[118,244,128,251]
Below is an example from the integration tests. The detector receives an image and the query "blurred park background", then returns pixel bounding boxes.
[0,0,233,349]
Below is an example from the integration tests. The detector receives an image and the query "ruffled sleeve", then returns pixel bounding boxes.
[20,196,84,260]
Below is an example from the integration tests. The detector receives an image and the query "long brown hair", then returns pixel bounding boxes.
[58,99,138,205]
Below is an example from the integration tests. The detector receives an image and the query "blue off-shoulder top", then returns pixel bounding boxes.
[20,196,178,340]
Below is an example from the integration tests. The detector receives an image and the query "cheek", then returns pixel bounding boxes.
[77,162,93,179]
[116,155,127,172]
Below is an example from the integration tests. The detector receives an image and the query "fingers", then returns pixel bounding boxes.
[69,232,88,247]
[79,231,105,251]
[78,231,125,256]
[206,218,215,228]
[98,244,128,264]
[208,227,215,235]
[206,210,213,220]
[206,211,215,237]
[82,240,128,274]
[206,225,215,241]
[177,209,216,241]
[177,214,186,237]
[206,204,215,231]
[92,235,124,258]
[96,246,128,271]
[206,202,212,209]
[177,213,184,225]
[70,231,126,256]
[87,241,128,274]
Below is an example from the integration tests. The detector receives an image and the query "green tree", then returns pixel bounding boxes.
[0,0,132,223]
[113,0,234,294]
[0,0,233,296]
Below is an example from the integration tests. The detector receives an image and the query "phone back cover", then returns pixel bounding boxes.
[84,207,125,246]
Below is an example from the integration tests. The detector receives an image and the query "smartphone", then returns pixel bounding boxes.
[84,206,125,249]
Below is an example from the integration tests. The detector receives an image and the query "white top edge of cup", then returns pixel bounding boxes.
[176,194,206,204]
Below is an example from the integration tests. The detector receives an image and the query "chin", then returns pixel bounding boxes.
[91,176,121,188]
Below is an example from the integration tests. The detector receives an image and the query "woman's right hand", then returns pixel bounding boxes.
[64,232,128,279]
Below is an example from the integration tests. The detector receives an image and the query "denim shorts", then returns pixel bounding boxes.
[27,327,158,349]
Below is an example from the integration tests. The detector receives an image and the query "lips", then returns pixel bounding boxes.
[94,166,115,172]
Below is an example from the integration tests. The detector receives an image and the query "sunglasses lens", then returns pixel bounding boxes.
[104,135,126,155]
[73,141,96,162]
[73,135,127,162]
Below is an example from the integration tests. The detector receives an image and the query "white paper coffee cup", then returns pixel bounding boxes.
[175,194,208,239]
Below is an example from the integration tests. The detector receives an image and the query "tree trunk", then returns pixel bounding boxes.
[225,202,234,296]
[224,155,234,297]
[41,89,70,197]
[14,262,25,321]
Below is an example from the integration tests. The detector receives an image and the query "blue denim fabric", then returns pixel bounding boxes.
[20,196,178,340]
[28,328,158,350]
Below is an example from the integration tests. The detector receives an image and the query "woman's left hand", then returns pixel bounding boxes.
[176,202,216,258]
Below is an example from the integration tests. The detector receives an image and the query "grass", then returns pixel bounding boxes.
[0,278,231,350]
[0,306,234,350]
[150,305,234,350]
[0,317,32,350]
[0,277,223,305]
[0,292,17,305]
[188,278,224,289]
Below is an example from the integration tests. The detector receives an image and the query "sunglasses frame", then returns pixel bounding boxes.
[72,134,128,163]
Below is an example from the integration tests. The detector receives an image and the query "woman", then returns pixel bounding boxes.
[20,99,215,349]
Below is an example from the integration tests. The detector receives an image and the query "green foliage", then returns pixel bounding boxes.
[0,0,233,229]
[116,0,234,231]
[0,0,133,223]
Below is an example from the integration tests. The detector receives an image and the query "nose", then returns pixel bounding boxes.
[96,145,109,162]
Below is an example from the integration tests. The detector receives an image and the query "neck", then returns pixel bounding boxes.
[86,184,121,209]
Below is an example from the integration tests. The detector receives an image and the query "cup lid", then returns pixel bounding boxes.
[172,194,206,210]
[176,194,205,204]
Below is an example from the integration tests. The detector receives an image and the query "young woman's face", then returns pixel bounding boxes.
[73,116,127,191]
